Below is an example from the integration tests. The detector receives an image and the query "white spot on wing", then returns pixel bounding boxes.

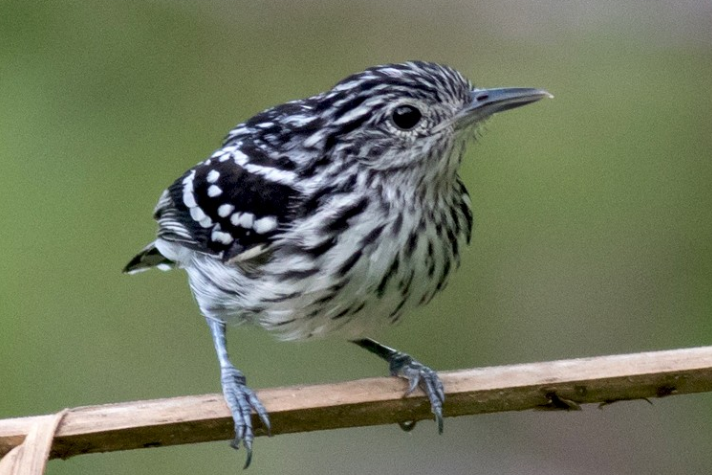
[207,170,220,183]
[207,185,222,197]
[237,212,254,229]
[211,229,234,244]
[214,145,239,162]
[253,216,278,234]
[183,190,197,208]
[218,204,235,218]
[190,206,206,222]
[182,170,197,208]
[199,216,213,228]
[230,212,242,226]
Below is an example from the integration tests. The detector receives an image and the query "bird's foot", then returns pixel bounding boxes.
[352,338,445,433]
[388,351,445,433]
[220,366,271,469]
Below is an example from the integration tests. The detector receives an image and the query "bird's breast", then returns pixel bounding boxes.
[255,194,469,340]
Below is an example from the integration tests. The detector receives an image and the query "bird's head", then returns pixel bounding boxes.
[311,61,550,187]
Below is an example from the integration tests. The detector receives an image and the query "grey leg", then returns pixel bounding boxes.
[207,317,270,468]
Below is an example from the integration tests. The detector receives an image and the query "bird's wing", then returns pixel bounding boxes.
[154,143,299,264]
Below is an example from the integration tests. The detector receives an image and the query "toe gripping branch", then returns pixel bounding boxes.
[351,338,445,434]
[220,367,271,469]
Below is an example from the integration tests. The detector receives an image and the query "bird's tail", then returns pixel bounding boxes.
[123,242,174,274]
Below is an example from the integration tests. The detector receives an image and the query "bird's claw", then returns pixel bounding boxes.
[388,352,445,434]
[221,367,271,469]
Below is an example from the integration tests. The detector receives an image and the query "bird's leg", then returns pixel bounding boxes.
[206,317,270,469]
[351,338,445,434]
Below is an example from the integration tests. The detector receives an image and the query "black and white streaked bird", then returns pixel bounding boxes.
[124,61,550,467]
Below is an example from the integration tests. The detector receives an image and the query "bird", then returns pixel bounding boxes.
[124,61,550,468]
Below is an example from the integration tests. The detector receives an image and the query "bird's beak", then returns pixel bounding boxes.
[456,87,552,129]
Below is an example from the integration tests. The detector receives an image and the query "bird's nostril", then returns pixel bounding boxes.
[476,94,489,101]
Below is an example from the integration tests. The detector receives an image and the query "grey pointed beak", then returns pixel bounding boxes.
[457,87,552,128]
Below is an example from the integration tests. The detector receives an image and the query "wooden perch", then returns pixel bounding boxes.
[2,346,712,465]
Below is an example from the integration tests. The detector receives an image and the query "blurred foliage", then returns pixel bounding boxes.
[1,1,712,474]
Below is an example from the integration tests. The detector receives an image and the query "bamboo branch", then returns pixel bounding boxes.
[2,346,712,461]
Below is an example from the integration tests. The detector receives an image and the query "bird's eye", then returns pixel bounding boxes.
[391,105,422,130]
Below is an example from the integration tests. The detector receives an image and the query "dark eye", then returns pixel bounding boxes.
[391,105,422,130]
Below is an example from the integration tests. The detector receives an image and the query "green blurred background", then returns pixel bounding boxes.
[2,1,712,473]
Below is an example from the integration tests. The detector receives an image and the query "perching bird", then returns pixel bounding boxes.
[124,61,550,467]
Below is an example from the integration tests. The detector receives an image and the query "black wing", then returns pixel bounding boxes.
[155,142,299,263]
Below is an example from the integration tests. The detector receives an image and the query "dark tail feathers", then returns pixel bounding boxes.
[123,242,174,274]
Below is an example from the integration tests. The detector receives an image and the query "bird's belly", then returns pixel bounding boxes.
[175,200,466,341]
[256,222,459,341]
